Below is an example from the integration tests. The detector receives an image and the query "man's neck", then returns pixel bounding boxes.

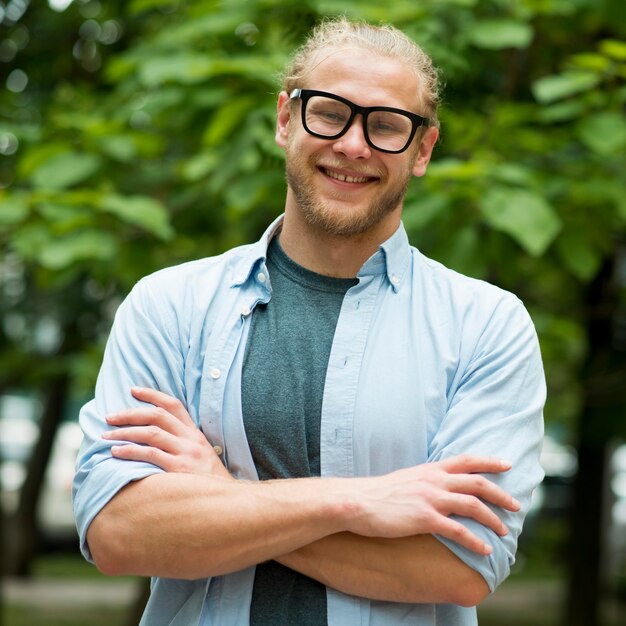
[279,209,401,279]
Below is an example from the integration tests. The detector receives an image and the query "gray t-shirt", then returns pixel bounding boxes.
[242,235,357,625]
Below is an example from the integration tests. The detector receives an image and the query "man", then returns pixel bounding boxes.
[73,17,545,626]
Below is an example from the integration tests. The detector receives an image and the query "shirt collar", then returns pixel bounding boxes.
[231,214,284,288]
[358,222,411,293]
[231,215,411,293]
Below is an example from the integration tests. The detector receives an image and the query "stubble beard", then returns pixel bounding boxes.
[285,149,413,237]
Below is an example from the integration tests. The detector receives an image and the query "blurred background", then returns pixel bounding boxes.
[1,0,625,624]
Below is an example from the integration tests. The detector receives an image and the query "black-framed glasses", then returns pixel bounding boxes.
[289,88,429,154]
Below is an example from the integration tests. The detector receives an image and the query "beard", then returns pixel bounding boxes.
[284,140,414,237]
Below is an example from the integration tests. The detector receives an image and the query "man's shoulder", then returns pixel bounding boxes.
[138,242,256,295]
[410,248,527,326]
[415,249,517,300]
[116,242,259,330]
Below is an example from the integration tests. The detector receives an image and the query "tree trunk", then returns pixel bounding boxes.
[127,578,151,626]
[566,426,606,626]
[4,373,69,577]
[0,476,4,617]
[565,250,626,626]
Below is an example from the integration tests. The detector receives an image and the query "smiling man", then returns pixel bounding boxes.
[73,17,545,626]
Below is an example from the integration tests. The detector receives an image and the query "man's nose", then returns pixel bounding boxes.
[332,115,372,160]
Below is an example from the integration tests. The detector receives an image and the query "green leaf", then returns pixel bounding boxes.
[599,39,626,61]
[203,97,256,147]
[223,172,269,212]
[37,202,86,222]
[30,152,102,190]
[532,72,601,103]
[570,52,611,73]
[479,187,562,256]
[150,12,246,47]
[181,152,220,182]
[0,197,29,225]
[467,20,533,50]
[403,194,448,232]
[17,143,68,178]
[538,99,588,123]
[555,229,603,281]
[138,55,214,87]
[426,158,486,180]
[100,194,174,240]
[489,164,534,187]
[11,224,56,261]
[99,136,137,162]
[438,227,487,278]
[37,231,118,270]
[128,0,179,16]
[577,111,626,155]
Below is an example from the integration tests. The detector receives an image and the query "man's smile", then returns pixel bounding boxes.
[319,166,379,185]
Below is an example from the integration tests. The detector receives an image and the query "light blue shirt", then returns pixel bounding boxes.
[73,215,545,626]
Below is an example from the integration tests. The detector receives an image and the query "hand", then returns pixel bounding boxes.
[345,455,520,555]
[102,387,232,480]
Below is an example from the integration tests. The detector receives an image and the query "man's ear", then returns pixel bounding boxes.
[275,91,292,149]
[411,127,439,178]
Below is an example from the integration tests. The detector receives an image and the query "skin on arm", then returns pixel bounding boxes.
[90,388,515,605]
[277,533,489,607]
[88,468,353,579]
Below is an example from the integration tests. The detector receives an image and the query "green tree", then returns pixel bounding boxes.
[1,1,625,623]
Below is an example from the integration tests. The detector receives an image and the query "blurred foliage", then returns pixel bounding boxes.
[0,0,625,444]
[5,603,128,626]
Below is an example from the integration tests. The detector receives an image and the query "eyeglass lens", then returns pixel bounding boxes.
[305,95,414,152]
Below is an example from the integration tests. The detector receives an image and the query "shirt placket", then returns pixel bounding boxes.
[199,273,271,625]
[320,273,382,478]
[322,273,383,626]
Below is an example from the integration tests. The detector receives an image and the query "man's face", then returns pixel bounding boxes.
[276,48,437,238]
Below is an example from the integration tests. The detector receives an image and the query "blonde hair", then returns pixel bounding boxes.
[282,17,441,129]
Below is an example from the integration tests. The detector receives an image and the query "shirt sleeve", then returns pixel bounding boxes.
[428,294,546,592]
[72,276,187,562]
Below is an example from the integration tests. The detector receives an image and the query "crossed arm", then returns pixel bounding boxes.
[86,387,519,607]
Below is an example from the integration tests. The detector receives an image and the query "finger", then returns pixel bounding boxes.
[131,387,195,427]
[103,425,182,454]
[110,441,231,479]
[106,407,188,437]
[434,516,493,556]
[442,493,509,536]
[438,455,512,476]
[111,443,175,471]
[447,474,520,511]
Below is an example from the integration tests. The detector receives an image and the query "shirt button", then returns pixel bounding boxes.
[257,272,266,283]
[213,445,223,456]
[391,274,400,285]
[241,305,251,316]
[210,368,221,379]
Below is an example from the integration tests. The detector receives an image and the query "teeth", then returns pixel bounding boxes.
[324,168,370,184]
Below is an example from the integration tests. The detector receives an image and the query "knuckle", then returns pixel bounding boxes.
[164,397,184,415]
[466,496,481,514]
[423,509,439,527]
[194,434,207,446]
[457,453,473,467]
[189,445,203,461]
[155,407,169,421]
[470,476,486,491]
[451,524,468,541]
[146,425,160,440]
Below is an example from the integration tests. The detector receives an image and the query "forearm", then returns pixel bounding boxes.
[87,472,350,579]
[277,533,490,607]
[86,396,518,585]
